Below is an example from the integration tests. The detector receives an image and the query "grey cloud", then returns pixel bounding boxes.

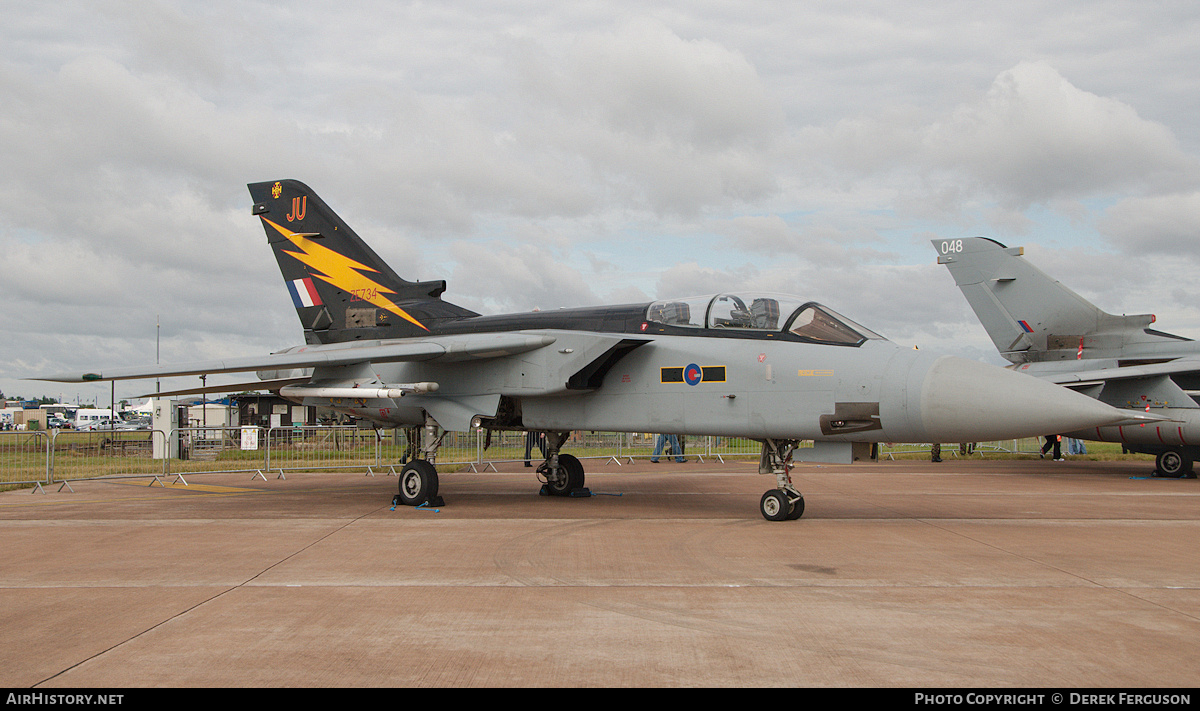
[797,61,1200,226]
[447,241,601,314]
[505,19,785,215]
[1097,192,1200,256]
[924,61,1199,206]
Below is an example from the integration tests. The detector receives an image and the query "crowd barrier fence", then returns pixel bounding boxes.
[0,426,1103,492]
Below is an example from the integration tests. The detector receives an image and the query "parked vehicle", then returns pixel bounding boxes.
[74,409,122,430]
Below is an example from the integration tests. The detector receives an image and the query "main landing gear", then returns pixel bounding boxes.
[758,439,805,521]
[536,431,589,497]
[390,422,590,509]
[392,417,445,508]
[1154,449,1197,479]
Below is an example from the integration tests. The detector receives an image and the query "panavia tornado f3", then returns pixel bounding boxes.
[934,236,1200,478]
[35,181,1161,520]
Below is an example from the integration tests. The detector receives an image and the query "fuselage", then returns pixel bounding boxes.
[279,294,1137,445]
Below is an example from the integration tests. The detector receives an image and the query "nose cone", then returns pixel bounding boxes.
[919,356,1131,442]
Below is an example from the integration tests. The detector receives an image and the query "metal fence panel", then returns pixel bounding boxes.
[0,431,50,487]
[435,429,477,466]
[265,425,382,474]
[47,429,167,483]
[170,426,267,476]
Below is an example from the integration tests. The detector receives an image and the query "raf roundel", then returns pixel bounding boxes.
[684,363,703,386]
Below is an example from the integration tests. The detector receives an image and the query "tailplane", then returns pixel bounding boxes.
[249,180,477,344]
[932,237,1186,363]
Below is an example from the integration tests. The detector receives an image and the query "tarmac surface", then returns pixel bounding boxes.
[1,455,1198,688]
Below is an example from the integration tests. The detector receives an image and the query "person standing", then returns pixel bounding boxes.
[524,430,546,467]
[651,433,685,463]
[1041,435,1063,461]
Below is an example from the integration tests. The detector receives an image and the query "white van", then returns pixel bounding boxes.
[74,409,122,431]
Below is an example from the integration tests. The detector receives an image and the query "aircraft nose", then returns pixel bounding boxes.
[916,356,1131,442]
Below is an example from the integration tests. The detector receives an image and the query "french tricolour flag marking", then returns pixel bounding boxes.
[287,278,323,308]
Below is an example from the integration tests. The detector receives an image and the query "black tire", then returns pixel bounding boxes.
[760,489,791,521]
[1155,450,1192,478]
[786,495,805,520]
[545,453,585,496]
[398,459,439,506]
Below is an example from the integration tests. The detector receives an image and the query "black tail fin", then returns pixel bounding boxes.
[248,180,477,344]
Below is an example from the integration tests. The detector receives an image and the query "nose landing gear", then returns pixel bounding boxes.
[759,439,804,521]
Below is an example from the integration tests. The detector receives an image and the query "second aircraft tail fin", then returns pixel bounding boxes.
[932,237,1181,363]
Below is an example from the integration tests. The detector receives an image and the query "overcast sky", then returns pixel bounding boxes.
[3,1,1200,405]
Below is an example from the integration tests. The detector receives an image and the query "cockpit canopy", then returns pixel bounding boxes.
[646,293,884,346]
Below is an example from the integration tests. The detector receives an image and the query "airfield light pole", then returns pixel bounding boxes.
[201,374,207,436]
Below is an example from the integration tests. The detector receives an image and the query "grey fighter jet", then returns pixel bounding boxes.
[31,182,1156,520]
[933,236,1200,477]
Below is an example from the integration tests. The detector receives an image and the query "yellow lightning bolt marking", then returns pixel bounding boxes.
[262,217,428,332]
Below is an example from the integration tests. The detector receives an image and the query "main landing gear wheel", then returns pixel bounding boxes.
[396,459,439,506]
[544,452,585,496]
[1154,450,1195,479]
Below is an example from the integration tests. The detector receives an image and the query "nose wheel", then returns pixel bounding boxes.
[760,489,804,521]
